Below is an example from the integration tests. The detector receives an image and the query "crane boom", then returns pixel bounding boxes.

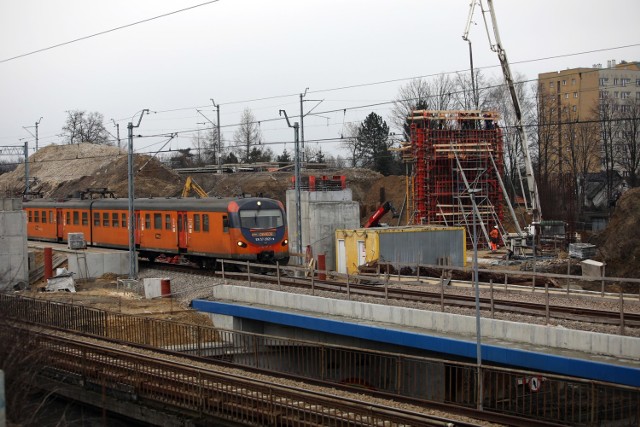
[478,0,542,224]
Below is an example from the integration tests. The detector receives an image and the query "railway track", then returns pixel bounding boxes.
[26,327,496,427]
[143,261,640,330]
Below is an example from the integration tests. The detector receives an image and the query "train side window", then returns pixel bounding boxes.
[165,214,171,230]
[34,211,39,223]
[154,213,162,230]
[121,213,127,228]
[50,211,55,223]
[112,213,119,228]
[66,212,70,225]
[103,212,109,227]
[222,215,228,232]
[73,211,79,225]
[203,214,209,232]
[194,214,201,232]
[94,212,100,226]
[82,212,88,226]
[145,214,151,229]
[28,210,32,223]
[41,211,47,224]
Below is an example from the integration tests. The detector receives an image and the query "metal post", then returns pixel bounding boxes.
[23,141,29,196]
[35,118,40,151]
[471,190,483,410]
[127,109,149,280]
[279,110,303,264]
[211,99,222,169]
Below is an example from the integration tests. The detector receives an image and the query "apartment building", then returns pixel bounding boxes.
[538,60,640,176]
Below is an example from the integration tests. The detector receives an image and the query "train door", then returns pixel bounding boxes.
[56,208,64,241]
[134,212,141,245]
[177,211,188,250]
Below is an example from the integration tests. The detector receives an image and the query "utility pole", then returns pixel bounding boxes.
[279,110,302,263]
[24,141,29,196]
[111,119,121,149]
[299,89,308,163]
[127,109,149,279]
[35,117,42,151]
[22,117,42,151]
[211,99,221,169]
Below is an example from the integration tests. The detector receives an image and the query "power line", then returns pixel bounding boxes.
[0,1,221,64]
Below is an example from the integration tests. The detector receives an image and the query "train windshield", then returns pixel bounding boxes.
[239,209,283,229]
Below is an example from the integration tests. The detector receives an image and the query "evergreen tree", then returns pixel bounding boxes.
[357,112,398,175]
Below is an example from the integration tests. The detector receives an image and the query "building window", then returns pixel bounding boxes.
[82,212,88,226]
[165,214,171,230]
[564,93,569,99]
[614,91,619,98]
[621,92,630,99]
[154,213,162,229]
[614,78,619,86]
[194,214,201,232]
[572,105,577,112]
[562,80,567,86]
[636,92,640,100]
[599,90,608,99]
[621,105,630,112]
[599,78,608,86]
[622,78,630,87]
[94,213,100,226]
[573,92,578,98]
[203,214,209,232]
[549,82,554,89]
[571,78,576,85]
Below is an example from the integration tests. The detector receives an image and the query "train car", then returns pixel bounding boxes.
[24,197,289,267]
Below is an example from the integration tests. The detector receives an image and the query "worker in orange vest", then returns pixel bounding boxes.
[489,225,500,252]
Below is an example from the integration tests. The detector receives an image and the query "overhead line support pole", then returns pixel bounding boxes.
[127,109,149,280]
[279,110,302,262]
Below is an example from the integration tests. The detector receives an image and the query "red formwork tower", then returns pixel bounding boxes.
[408,110,504,247]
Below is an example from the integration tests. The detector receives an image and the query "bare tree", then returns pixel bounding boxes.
[615,100,640,187]
[232,108,263,163]
[191,127,223,166]
[598,97,618,201]
[451,69,491,110]
[484,73,536,203]
[61,110,110,145]
[340,122,364,167]
[390,75,455,139]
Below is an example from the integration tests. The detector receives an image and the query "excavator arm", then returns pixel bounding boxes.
[364,201,398,228]
[182,176,208,198]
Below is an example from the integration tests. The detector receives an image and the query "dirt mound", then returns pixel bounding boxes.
[0,143,182,198]
[196,168,408,227]
[591,187,640,279]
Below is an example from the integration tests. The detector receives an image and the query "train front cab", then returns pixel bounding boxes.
[228,198,289,264]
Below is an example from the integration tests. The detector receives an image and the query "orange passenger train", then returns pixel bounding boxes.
[24,197,290,268]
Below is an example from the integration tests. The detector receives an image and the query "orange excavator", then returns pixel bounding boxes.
[363,201,398,228]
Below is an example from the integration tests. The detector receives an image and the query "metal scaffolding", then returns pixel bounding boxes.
[404,110,505,248]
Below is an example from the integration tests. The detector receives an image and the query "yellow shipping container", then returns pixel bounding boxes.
[335,226,466,275]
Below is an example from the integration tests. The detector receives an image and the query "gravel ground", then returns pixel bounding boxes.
[138,268,640,338]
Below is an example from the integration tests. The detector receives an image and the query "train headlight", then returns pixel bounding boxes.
[237,241,247,248]
[282,239,288,246]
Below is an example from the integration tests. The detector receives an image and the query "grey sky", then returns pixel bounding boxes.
[1,0,639,160]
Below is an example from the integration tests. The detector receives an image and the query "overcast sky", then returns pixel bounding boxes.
[1,0,639,161]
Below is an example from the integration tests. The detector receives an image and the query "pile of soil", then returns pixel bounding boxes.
[0,143,182,198]
[591,187,640,279]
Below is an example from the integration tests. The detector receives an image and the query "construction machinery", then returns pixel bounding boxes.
[464,0,542,253]
[364,201,398,228]
[181,176,208,198]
